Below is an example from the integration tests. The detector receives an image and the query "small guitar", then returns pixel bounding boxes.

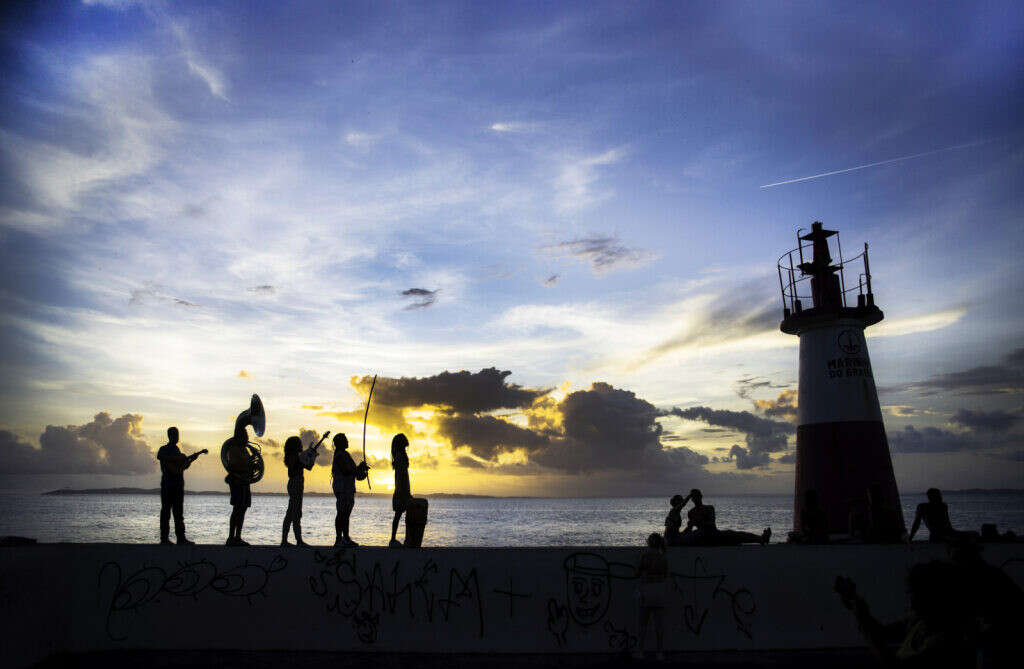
[299,431,330,468]
[164,449,209,475]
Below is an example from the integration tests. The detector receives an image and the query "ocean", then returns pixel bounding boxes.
[1,491,1021,547]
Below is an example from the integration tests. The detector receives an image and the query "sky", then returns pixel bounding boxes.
[1,0,1022,497]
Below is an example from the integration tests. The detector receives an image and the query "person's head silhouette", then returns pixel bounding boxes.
[167,427,179,445]
[391,433,409,465]
[670,494,684,508]
[333,433,348,451]
[284,436,302,455]
[926,487,942,504]
[690,489,703,505]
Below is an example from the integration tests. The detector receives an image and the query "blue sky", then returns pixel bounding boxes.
[0,0,1022,496]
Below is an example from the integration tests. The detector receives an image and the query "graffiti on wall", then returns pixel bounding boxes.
[308,548,485,644]
[98,554,288,640]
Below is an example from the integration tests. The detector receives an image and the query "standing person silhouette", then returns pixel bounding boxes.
[635,532,669,660]
[389,433,412,548]
[281,436,312,547]
[224,404,256,546]
[156,427,205,545]
[664,495,685,546]
[331,433,369,547]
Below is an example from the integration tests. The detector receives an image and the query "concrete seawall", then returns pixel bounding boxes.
[3,543,1022,666]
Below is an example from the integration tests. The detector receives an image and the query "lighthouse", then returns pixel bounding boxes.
[778,222,903,535]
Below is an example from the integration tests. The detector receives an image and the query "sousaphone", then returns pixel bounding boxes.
[221,394,267,484]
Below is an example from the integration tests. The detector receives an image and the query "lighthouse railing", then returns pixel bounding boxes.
[777,241,872,314]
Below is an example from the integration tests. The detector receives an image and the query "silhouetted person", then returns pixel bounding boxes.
[224,407,255,546]
[835,562,975,668]
[948,541,1024,668]
[635,532,669,660]
[331,433,368,546]
[664,495,685,546]
[790,489,829,544]
[866,484,904,543]
[684,489,771,546]
[156,427,206,545]
[389,433,412,547]
[909,488,975,543]
[281,436,312,547]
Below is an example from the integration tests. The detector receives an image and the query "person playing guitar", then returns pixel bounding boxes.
[156,426,207,545]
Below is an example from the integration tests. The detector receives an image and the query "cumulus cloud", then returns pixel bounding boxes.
[543,236,652,274]
[753,389,798,422]
[350,368,546,415]
[400,288,438,310]
[950,408,1022,433]
[0,413,155,475]
[666,405,793,470]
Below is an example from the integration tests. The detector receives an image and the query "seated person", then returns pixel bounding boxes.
[684,489,770,546]
[664,495,684,546]
[865,484,905,544]
[909,488,976,543]
[789,489,829,544]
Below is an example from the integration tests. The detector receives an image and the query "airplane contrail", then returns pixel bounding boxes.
[759,137,999,189]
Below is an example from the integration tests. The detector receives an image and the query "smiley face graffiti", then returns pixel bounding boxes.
[562,552,635,626]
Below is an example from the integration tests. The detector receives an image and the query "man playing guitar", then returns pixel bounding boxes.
[156,426,207,545]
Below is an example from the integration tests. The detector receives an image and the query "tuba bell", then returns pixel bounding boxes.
[221,394,267,484]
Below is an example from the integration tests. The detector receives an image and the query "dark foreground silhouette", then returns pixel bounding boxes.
[155,426,206,545]
[666,489,770,546]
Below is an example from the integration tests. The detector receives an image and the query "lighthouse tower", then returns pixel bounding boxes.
[778,222,903,534]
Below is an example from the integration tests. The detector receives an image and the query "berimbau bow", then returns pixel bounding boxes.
[361,374,377,490]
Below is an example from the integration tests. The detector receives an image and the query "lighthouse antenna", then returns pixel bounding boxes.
[796,227,805,266]
[836,231,846,306]
[863,243,873,302]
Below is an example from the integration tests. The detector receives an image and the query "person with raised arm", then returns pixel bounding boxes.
[909,488,976,543]
[156,426,206,545]
[331,433,369,547]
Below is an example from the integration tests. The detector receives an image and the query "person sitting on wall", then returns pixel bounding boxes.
[664,495,685,546]
[789,489,829,544]
[389,433,412,548]
[835,562,975,667]
[908,488,977,543]
[865,484,905,544]
[684,489,771,546]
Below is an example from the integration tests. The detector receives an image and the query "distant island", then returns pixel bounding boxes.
[41,487,495,498]
[39,487,1024,498]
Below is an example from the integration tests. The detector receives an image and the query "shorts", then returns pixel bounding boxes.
[392,493,411,513]
[638,581,668,609]
[229,479,251,509]
[285,477,303,518]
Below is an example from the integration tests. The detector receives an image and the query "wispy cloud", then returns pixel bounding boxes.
[555,148,627,212]
[543,236,652,274]
[400,288,438,310]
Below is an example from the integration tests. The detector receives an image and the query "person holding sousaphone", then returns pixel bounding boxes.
[281,430,329,547]
[156,426,207,545]
[222,394,266,546]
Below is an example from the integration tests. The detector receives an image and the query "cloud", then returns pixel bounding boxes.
[666,405,793,470]
[349,368,547,415]
[633,285,778,366]
[248,285,276,295]
[237,370,250,378]
[735,376,789,400]
[884,405,920,417]
[776,452,796,464]
[400,288,438,310]
[753,389,798,422]
[543,236,652,274]
[128,286,199,308]
[950,408,1022,433]
[728,444,771,469]
[556,148,627,212]
[0,413,154,475]
[543,273,560,286]
[888,425,977,453]
[436,414,549,461]
[301,404,323,411]
[489,122,537,133]
[895,348,1024,395]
